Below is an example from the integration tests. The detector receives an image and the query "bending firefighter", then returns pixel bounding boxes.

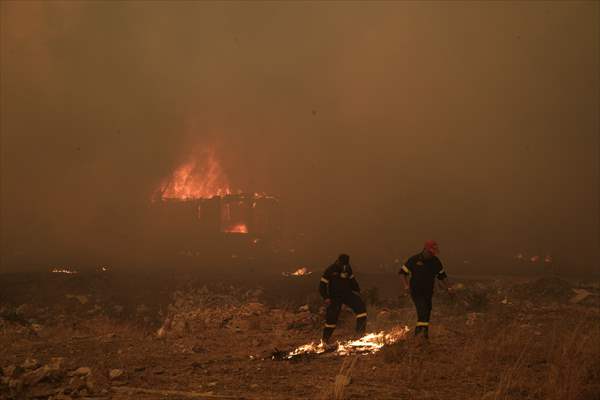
[399,240,451,338]
[319,254,367,344]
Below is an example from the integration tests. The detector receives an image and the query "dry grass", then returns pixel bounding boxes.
[381,308,600,400]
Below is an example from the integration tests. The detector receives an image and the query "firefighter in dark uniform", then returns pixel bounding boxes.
[319,254,367,343]
[399,240,451,338]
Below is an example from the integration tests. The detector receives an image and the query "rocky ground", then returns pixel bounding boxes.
[1,269,599,400]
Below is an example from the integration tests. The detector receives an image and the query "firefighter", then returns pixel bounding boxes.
[319,254,367,344]
[399,240,450,339]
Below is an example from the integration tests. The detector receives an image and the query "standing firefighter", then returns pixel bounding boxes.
[319,254,367,344]
[400,240,450,338]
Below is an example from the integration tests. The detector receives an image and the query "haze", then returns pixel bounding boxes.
[1,1,598,275]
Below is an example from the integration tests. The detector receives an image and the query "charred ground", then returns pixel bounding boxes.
[1,268,599,400]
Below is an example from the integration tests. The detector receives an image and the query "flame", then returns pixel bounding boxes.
[224,223,248,234]
[159,149,231,200]
[282,326,410,359]
[282,267,312,277]
[51,268,78,274]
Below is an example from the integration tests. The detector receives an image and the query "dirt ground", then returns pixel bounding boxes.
[1,268,599,400]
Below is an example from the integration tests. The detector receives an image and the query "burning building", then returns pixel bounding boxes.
[156,193,281,237]
[149,149,282,260]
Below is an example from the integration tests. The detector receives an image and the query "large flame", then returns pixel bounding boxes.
[282,326,410,359]
[159,149,231,200]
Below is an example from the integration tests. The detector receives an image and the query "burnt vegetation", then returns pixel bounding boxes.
[1,271,599,400]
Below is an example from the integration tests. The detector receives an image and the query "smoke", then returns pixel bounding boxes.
[1,1,598,273]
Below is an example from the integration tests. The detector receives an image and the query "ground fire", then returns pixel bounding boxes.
[282,267,313,277]
[275,326,411,360]
[50,268,78,274]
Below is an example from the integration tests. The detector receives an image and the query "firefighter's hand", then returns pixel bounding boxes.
[324,298,331,306]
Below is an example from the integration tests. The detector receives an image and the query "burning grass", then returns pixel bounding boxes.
[279,326,411,360]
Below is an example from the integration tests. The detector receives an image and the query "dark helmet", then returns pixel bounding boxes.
[338,254,350,265]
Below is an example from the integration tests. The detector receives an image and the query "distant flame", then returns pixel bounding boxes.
[281,326,410,359]
[159,149,231,200]
[282,267,312,277]
[52,268,78,274]
[225,223,248,234]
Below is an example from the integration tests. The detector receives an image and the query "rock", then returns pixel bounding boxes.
[244,302,266,315]
[30,323,44,333]
[22,358,40,370]
[22,368,49,386]
[108,369,124,380]
[250,384,259,389]
[156,326,167,338]
[70,367,91,376]
[22,357,64,386]
[570,288,593,304]
[298,304,309,312]
[207,381,218,387]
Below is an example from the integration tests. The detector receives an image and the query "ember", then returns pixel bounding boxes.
[279,326,410,360]
[224,223,248,234]
[51,268,78,274]
[282,267,312,277]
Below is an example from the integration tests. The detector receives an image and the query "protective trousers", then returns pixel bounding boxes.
[411,291,432,338]
[322,292,367,342]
